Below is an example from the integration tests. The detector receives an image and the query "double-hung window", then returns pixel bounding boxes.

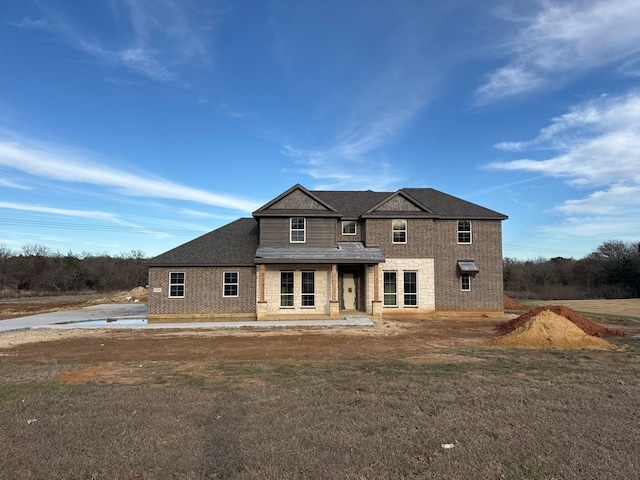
[290,217,306,243]
[169,272,185,298]
[342,221,357,235]
[383,271,397,306]
[403,271,417,306]
[223,271,238,297]
[392,219,407,244]
[457,220,472,244]
[301,271,315,307]
[280,271,294,307]
[460,273,471,291]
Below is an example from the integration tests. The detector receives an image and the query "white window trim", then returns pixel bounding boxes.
[457,220,472,244]
[169,271,185,298]
[223,271,239,298]
[342,220,357,236]
[461,273,471,291]
[403,271,418,307]
[383,271,398,307]
[392,219,407,244]
[301,271,315,308]
[290,217,306,243]
[280,271,295,308]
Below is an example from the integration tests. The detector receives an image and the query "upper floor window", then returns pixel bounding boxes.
[392,219,407,244]
[169,272,185,298]
[290,217,306,243]
[457,220,472,244]
[223,271,238,297]
[342,220,357,235]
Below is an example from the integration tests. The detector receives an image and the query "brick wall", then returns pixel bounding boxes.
[432,220,503,311]
[364,218,434,257]
[148,266,256,318]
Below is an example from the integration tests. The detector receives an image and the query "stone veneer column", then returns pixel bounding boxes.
[371,264,382,317]
[257,264,267,320]
[330,264,339,317]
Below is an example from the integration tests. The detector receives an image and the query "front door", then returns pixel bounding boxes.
[343,273,356,310]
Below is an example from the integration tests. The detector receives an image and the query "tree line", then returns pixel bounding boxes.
[504,240,640,300]
[0,244,148,296]
[1,239,639,300]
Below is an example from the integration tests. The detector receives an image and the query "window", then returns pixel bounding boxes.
[342,220,357,235]
[461,273,471,291]
[301,271,315,307]
[403,271,417,306]
[223,271,238,297]
[383,271,397,306]
[290,217,306,243]
[280,271,294,307]
[392,219,407,244]
[169,272,185,298]
[457,220,472,244]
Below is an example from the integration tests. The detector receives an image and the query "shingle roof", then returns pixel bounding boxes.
[255,242,385,264]
[148,218,258,266]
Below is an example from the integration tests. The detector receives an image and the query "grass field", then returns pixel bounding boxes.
[1,298,640,479]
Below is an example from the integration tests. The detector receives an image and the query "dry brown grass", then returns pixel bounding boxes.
[2,342,640,479]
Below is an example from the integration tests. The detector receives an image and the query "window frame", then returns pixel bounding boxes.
[457,220,472,244]
[223,271,239,297]
[280,271,294,307]
[403,271,418,307]
[290,217,306,243]
[301,271,315,308]
[383,271,397,306]
[392,219,407,244]
[460,273,471,291]
[342,220,357,236]
[169,271,185,298]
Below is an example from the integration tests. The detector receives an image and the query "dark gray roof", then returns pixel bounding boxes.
[258,185,507,220]
[255,242,385,264]
[148,218,258,267]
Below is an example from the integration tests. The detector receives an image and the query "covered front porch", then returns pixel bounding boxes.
[254,242,385,320]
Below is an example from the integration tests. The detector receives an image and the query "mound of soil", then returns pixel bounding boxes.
[503,295,524,310]
[111,287,148,303]
[490,310,617,350]
[496,305,625,337]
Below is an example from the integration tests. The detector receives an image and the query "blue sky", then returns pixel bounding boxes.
[1,0,639,259]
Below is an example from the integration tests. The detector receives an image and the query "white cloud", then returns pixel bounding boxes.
[489,90,640,241]
[0,138,261,212]
[13,0,215,84]
[477,0,640,103]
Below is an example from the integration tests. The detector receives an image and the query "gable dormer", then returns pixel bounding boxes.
[362,190,435,218]
[252,184,340,217]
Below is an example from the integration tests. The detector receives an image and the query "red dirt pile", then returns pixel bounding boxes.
[503,295,524,310]
[496,305,625,337]
[490,310,618,350]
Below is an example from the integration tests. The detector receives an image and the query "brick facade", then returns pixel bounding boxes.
[148,266,256,319]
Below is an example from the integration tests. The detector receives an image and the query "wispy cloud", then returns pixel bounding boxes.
[12,0,215,84]
[488,90,640,240]
[476,0,640,104]
[0,137,261,212]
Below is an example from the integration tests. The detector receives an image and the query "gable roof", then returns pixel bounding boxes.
[274,185,508,220]
[148,218,258,267]
[253,184,341,217]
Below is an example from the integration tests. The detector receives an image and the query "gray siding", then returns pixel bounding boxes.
[259,217,336,247]
[148,266,256,318]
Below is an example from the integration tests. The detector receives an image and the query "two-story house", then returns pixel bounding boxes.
[147,184,508,320]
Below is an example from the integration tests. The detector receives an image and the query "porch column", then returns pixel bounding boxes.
[257,264,267,320]
[329,264,339,317]
[371,263,382,317]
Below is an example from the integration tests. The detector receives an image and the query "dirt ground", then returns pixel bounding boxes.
[2,294,639,384]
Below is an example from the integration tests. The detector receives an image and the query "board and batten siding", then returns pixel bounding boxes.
[259,217,337,247]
